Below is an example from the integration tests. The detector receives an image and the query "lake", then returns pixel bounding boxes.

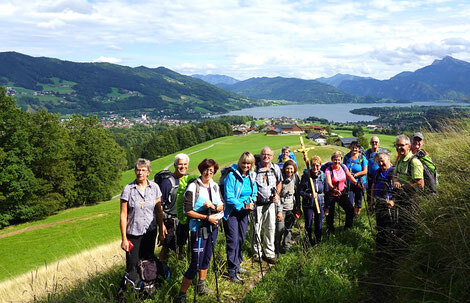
[221,101,469,122]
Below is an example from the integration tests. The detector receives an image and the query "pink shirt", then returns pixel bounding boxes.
[326,166,346,195]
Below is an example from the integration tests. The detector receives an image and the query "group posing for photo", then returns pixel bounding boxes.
[119,132,436,302]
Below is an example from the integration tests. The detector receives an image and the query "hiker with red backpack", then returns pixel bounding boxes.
[324,151,361,232]
[175,159,224,303]
[119,158,166,287]
[222,152,257,283]
[155,153,190,262]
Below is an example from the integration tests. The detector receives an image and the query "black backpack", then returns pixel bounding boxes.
[122,256,170,295]
[406,150,438,194]
[154,170,178,216]
[217,166,232,201]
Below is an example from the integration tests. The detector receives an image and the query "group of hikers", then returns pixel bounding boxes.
[119,132,436,302]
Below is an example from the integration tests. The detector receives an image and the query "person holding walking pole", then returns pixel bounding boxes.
[175,159,224,303]
[222,152,257,283]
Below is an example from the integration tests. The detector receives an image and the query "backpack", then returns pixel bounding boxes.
[217,166,232,201]
[343,151,365,167]
[365,147,384,161]
[154,170,178,216]
[123,256,170,295]
[175,174,200,225]
[406,150,438,193]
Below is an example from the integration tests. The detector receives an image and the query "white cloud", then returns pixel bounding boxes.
[93,56,122,64]
[1,0,470,80]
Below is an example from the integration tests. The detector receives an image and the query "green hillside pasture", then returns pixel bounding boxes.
[121,133,350,188]
[0,197,121,281]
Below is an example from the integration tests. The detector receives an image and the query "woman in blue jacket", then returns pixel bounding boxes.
[343,141,368,216]
[223,152,257,283]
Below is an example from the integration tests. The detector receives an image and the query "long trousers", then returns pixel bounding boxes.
[223,209,249,277]
[253,203,276,259]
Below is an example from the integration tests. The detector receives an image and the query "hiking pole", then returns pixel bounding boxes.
[208,210,220,302]
[193,229,202,303]
[362,180,374,235]
[251,210,264,278]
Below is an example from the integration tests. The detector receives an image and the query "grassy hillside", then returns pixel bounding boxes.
[0,52,267,117]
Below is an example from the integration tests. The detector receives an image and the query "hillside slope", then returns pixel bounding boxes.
[0,52,257,117]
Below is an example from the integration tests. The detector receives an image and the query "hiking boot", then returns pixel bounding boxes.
[262,255,277,264]
[238,267,248,274]
[174,292,186,303]
[229,273,244,284]
[197,279,214,296]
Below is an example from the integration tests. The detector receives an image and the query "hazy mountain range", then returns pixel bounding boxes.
[191,74,239,85]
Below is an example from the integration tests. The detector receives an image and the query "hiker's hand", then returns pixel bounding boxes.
[121,240,129,252]
[277,213,283,222]
[387,200,395,208]
[324,208,329,216]
[157,225,167,245]
[204,200,215,210]
[393,181,402,189]
[311,192,317,199]
[333,188,341,195]
[273,194,279,203]
[246,202,254,211]
[208,214,219,225]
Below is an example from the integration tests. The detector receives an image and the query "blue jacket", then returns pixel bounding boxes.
[223,164,257,219]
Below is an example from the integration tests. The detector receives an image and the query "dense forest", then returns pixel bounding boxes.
[0,87,125,228]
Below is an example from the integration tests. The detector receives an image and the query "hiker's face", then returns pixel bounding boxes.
[240,162,251,174]
[411,138,423,153]
[175,158,189,176]
[370,138,380,150]
[312,163,321,174]
[201,166,215,182]
[350,145,360,154]
[284,165,295,178]
[332,156,342,167]
[135,165,150,182]
[282,149,290,159]
[260,149,273,165]
[377,156,390,171]
[395,139,410,157]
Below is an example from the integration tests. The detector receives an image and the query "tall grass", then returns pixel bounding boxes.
[0,241,123,302]
[389,126,470,302]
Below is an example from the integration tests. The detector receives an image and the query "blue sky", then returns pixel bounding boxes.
[1,0,470,80]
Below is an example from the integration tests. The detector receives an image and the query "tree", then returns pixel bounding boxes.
[352,126,364,137]
[358,135,369,150]
[325,125,332,135]
[66,115,126,206]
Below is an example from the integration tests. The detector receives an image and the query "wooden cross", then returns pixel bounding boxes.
[295,136,320,214]
[140,201,145,209]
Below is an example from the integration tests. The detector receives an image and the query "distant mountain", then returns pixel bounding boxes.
[316,73,374,88]
[338,56,470,102]
[0,52,258,117]
[218,76,379,103]
[191,74,239,85]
